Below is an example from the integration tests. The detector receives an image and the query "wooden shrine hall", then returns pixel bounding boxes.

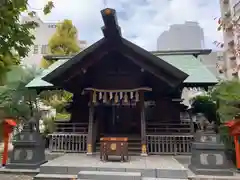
[27,8,218,156]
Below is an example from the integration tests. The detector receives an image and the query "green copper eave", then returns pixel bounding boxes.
[25,51,218,89]
[25,59,69,88]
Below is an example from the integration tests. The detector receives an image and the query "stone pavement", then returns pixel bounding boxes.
[0,174,33,180]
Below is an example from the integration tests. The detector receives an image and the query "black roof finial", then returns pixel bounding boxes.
[101,8,122,39]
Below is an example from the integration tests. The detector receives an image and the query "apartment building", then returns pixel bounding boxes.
[157,21,205,50]
[219,0,240,79]
[21,15,87,65]
[200,51,225,79]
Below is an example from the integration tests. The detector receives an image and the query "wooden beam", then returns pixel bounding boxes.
[123,53,177,87]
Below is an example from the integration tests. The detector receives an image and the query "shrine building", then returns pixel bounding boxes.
[26,8,218,155]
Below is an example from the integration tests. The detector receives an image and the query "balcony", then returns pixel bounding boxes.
[233,1,240,15]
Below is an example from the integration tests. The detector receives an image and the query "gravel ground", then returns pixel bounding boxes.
[0,174,33,180]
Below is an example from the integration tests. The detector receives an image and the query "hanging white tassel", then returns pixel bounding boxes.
[135,91,139,102]
[124,92,128,103]
[109,92,113,100]
[103,92,107,103]
[99,92,102,100]
[119,92,123,99]
[130,92,134,99]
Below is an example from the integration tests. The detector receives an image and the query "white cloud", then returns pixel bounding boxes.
[29,0,222,51]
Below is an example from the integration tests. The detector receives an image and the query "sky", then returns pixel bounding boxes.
[29,0,223,51]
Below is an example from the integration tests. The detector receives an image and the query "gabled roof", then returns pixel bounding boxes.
[26,54,218,89]
[158,55,218,84]
[26,59,68,88]
[41,8,188,89]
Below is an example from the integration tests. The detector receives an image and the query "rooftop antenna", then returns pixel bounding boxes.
[103,0,108,8]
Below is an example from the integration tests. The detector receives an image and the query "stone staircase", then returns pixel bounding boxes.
[32,153,189,180]
[78,171,141,180]
[34,170,188,180]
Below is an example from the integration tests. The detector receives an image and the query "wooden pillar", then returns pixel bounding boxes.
[234,136,240,170]
[140,91,147,156]
[87,100,94,155]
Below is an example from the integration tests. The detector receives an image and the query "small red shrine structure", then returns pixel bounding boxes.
[2,118,17,166]
[224,119,240,169]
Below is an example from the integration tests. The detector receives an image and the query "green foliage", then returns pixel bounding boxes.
[55,113,71,121]
[0,66,42,122]
[192,95,217,123]
[210,80,240,151]
[0,0,54,83]
[39,19,79,118]
[48,19,80,55]
[42,117,56,136]
[39,90,72,120]
[211,80,240,123]
[39,58,52,69]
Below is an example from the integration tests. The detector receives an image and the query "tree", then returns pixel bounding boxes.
[40,19,80,68]
[211,80,240,123]
[39,19,79,120]
[213,16,240,77]
[192,95,218,123]
[0,0,54,84]
[0,66,42,122]
[211,80,240,151]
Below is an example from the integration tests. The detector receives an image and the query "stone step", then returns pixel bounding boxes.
[78,170,141,180]
[34,173,77,180]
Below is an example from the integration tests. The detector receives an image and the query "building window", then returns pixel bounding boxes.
[33,45,38,54]
[41,45,48,54]
[48,24,56,28]
[233,1,240,15]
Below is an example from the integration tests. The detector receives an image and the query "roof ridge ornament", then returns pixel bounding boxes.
[101,8,122,38]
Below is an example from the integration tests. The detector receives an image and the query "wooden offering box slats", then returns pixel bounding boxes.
[100,137,129,162]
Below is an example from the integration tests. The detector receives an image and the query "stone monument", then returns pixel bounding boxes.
[6,114,46,169]
[189,121,234,176]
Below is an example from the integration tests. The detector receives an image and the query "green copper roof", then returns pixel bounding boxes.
[158,55,218,84]
[26,59,68,88]
[26,54,218,89]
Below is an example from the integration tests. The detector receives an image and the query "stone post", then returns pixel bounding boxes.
[189,126,233,176]
[6,117,46,169]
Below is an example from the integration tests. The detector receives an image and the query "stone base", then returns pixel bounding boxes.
[140,153,148,157]
[86,152,93,156]
[189,164,234,176]
[6,160,47,169]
